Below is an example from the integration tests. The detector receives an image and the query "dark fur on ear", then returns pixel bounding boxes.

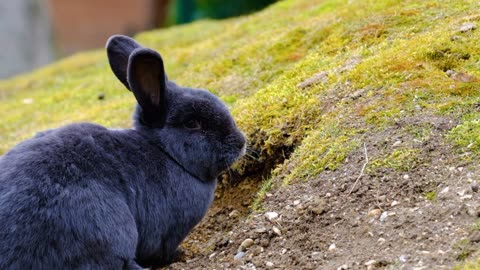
[106,35,141,90]
[0,35,246,269]
[127,48,167,127]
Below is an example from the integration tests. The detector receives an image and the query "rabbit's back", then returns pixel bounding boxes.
[0,123,142,269]
[0,122,217,268]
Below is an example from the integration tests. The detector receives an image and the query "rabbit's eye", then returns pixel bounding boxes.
[183,119,201,130]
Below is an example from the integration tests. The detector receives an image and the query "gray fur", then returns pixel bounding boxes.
[0,35,245,269]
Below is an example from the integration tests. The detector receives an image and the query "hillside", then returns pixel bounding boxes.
[1,0,480,269]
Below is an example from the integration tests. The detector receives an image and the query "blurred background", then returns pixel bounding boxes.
[0,0,276,79]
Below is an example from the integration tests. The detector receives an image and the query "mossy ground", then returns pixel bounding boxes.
[1,0,480,268]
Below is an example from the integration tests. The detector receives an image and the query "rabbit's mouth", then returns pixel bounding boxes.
[220,142,246,170]
[239,144,247,157]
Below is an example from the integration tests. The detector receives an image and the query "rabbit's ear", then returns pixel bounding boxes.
[106,35,142,90]
[127,48,167,126]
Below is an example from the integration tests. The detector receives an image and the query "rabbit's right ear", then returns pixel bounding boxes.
[106,35,142,90]
[127,48,167,127]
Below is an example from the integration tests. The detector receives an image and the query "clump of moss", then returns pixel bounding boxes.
[457,258,480,270]
[276,122,359,184]
[369,148,420,172]
[424,190,437,201]
[448,113,480,155]
[454,238,476,262]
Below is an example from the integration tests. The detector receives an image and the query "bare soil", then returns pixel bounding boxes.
[163,114,480,270]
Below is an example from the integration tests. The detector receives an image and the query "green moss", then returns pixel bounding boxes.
[454,238,475,262]
[406,124,434,142]
[369,148,420,172]
[457,258,480,270]
[424,190,437,201]
[277,122,359,185]
[448,113,480,154]
[472,219,480,231]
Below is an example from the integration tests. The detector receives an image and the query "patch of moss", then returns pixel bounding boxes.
[276,122,360,185]
[454,238,475,262]
[369,148,420,172]
[448,113,480,154]
[424,190,437,201]
[457,259,480,270]
[406,124,434,142]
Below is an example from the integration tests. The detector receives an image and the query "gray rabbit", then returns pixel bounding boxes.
[0,35,246,269]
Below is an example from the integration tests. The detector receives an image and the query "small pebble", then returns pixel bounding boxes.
[328,243,336,251]
[264,212,279,221]
[391,201,399,207]
[251,246,264,256]
[259,238,270,247]
[368,209,382,217]
[297,71,328,89]
[399,254,408,263]
[229,210,240,218]
[22,98,33,104]
[295,203,305,210]
[293,200,301,206]
[209,252,217,259]
[337,265,349,270]
[440,187,449,194]
[311,200,327,215]
[459,22,477,32]
[403,174,410,180]
[380,211,388,222]
[254,228,267,234]
[311,251,322,261]
[470,231,480,243]
[265,261,274,268]
[472,182,479,193]
[365,259,377,266]
[447,70,478,82]
[234,252,245,260]
[467,206,480,217]
[240,238,254,251]
[272,226,282,236]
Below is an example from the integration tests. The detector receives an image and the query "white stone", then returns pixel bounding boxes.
[264,212,279,221]
[380,211,388,222]
[272,226,282,236]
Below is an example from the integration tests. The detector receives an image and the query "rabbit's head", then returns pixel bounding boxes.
[106,35,246,182]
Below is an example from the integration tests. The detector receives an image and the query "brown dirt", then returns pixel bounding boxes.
[162,114,480,270]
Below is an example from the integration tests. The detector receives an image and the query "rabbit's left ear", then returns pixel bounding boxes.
[106,35,142,90]
[127,48,167,127]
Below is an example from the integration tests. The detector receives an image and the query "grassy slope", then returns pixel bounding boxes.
[1,0,480,267]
